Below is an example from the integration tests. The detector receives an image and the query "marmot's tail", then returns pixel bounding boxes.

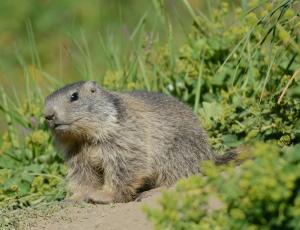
[214,146,250,165]
[214,151,238,165]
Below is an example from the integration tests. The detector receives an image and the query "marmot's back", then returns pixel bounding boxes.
[122,90,201,128]
[118,91,214,186]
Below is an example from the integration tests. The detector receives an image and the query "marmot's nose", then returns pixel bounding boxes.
[44,110,56,121]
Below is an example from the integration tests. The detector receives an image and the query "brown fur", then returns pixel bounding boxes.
[44,81,231,204]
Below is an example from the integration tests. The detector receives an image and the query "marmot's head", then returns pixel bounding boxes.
[44,81,119,144]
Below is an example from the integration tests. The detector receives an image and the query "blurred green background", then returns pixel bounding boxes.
[0,0,199,91]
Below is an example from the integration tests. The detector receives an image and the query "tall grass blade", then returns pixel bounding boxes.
[194,54,204,113]
[138,56,150,91]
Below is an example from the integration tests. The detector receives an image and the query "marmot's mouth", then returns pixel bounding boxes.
[53,123,70,130]
[51,118,82,131]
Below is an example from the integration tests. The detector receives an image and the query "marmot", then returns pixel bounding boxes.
[44,81,235,203]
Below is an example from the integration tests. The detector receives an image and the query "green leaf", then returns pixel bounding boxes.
[200,101,223,121]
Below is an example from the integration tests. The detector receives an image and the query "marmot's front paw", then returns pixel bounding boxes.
[63,192,86,204]
[84,190,115,204]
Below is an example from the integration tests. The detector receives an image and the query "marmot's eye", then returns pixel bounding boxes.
[70,92,79,102]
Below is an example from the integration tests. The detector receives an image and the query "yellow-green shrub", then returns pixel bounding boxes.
[0,99,66,210]
[146,143,300,229]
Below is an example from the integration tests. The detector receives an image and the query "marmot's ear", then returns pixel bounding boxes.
[84,81,98,93]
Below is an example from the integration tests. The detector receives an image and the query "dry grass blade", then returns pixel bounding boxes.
[277,67,300,104]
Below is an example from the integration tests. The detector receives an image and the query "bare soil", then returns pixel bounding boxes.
[19,189,162,230]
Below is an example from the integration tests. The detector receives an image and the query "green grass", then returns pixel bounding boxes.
[0,0,300,228]
[0,0,193,95]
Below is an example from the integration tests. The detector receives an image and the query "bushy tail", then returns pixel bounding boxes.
[214,151,238,165]
[214,146,250,165]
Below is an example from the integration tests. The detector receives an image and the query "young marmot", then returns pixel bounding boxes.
[44,81,235,203]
